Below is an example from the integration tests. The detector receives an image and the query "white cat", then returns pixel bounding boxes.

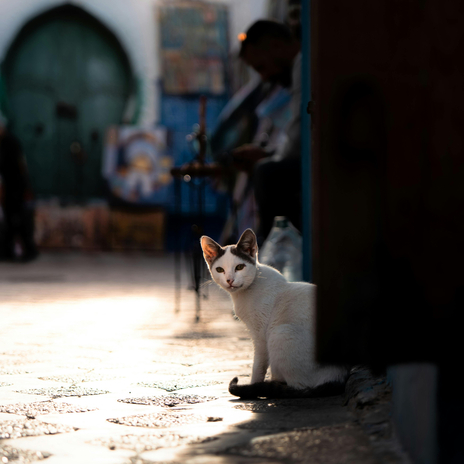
[201,228,349,399]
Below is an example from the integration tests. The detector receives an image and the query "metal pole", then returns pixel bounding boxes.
[301,0,312,282]
[174,177,181,313]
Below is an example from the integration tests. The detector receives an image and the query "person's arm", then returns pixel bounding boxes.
[231,144,270,172]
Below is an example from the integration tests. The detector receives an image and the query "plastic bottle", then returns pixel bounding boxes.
[259,216,302,282]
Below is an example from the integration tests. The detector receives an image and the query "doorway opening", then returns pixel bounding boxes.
[3,5,134,201]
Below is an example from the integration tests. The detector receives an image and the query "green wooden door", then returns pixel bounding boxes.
[3,6,132,200]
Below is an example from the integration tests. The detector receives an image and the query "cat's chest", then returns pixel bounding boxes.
[232,290,275,328]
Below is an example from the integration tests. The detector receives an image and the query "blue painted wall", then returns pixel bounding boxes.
[160,93,229,216]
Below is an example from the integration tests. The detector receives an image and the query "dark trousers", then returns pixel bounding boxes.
[253,157,302,244]
[1,203,37,259]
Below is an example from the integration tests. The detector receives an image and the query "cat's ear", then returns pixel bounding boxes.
[200,236,222,265]
[237,229,258,258]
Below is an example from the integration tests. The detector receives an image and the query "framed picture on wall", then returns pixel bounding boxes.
[158,1,229,95]
[102,126,173,205]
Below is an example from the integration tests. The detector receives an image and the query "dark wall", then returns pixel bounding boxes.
[309,2,464,463]
[311,0,464,367]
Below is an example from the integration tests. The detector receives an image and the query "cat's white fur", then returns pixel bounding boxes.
[201,229,347,390]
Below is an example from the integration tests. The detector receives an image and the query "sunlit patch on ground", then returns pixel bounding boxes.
[136,380,222,392]
[107,412,209,428]
[0,418,77,439]
[38,373,121,383]
[14,386,110,398]
[118,395,217,407]
[0,401,97,416]
[0,368,30,375]
[0,444,51,463]
[90,432,217,452]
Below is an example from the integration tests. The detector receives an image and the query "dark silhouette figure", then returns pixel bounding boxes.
[233,20,302,243]
[0,119,38,261]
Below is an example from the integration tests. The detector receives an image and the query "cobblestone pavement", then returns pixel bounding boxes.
[1,252,410,464]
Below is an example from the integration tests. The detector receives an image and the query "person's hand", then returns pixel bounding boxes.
[232,145,267,172]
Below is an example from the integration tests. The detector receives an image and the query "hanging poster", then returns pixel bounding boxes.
[102,126,173,205]
[159,1,229,95]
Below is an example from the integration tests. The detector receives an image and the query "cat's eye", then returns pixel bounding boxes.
[215,267,225,273]
[235,264,246,271]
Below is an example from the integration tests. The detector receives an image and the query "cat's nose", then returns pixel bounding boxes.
[227,278,234,286]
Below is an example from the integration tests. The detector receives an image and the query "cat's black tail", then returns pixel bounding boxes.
[228,377,346,399]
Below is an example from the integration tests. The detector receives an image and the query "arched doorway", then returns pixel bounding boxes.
[3,5,133,200]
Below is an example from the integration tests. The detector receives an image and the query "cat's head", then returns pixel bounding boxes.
[200,229,258,293]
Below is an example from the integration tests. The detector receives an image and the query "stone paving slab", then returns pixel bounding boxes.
[0,253,410,464]
[38,373,122,383]
[107,412,210,428]
[1,444,51,463]
[90,432,218,453]
[136,380,222,392]
[0,401,97,416]
[118,395,217,408]
[226,424,382,464]
[14,386,110,398]
[0,418,77,439]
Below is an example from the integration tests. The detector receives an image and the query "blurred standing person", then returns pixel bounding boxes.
[232,20,302,244]
[0,111,38,261]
